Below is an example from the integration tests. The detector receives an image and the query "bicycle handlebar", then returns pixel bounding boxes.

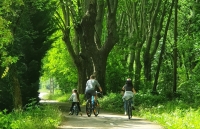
[96,91,103,98]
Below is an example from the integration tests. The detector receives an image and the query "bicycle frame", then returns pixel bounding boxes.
[72,103,79,115]
[86,92,101,117]
[69,102,80,116]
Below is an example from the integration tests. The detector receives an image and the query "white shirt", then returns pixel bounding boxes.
[122,91,133,100]
[69,93,79,102]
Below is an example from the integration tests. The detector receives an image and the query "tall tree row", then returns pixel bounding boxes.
[115,0,173,91]
[0,0,57,111]
[106,0,200,98]
[40,0,200,99]
[1,0,200,111]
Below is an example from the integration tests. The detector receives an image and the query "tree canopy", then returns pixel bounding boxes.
[1,0,200,111]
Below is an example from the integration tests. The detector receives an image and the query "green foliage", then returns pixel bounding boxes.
[0,105,61,129]
[0,0,58,111]
[99,93,124,113]
[136,101,200,129]
[47,90,68,102]
[41,36,77,93]
[134,91,167,108]
[99,92,167,113]
[106,45,130,93]
[99,92,200,128]
[0,78,13,112]
[178,79,200,106]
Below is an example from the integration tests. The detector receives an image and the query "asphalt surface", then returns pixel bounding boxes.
[57,110,164,129]
[39,92,163,129]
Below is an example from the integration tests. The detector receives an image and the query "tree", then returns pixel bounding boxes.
[173,0,178,94]
[56,0,119,93]
[0,0,57,110]
[153,0,175,93]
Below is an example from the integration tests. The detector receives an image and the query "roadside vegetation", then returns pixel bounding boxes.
[100,92,200,129]
[0,103,62,129]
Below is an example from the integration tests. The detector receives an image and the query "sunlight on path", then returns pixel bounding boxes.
[39,92,58,103]
[39,99,163,129]
[57,110,164,129]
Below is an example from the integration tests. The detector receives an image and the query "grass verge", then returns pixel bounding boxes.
[0,104,62,129]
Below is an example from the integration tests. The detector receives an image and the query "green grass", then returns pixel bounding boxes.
[97,93,200,129]
[0,105,62,129]
[135,102,200,129]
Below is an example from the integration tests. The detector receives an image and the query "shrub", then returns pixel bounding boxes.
[99,92,124,113]
[0,105,61,129]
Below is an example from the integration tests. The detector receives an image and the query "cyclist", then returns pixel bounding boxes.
[68,89,82,115]
[121,78,136,115]
[85,75,102,102]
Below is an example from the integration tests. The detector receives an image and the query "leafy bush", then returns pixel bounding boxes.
[136,101,200,129]
[0,105,61,129]
[135,91,167,107]
[99,92,124,113]
[98,91,167,113]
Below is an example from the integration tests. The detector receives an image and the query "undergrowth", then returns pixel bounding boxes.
[99,92,200,129]
[136,102,200,129]
[0,104,62,129]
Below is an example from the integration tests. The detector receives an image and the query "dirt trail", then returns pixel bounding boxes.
[40,100,163,129]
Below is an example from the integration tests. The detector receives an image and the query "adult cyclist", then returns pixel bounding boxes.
[85,75,102,102]
[121,78,136,115]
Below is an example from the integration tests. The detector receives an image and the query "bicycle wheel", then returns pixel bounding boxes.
[94,100,100,117]
[86,100,91,117]
[127,101,132,119]
[71,107,74,115]
[74,105,79,116]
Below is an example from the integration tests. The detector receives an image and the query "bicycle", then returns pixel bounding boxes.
[71,103,79,116]
[86,92,102,117]
[124,97,133,119]
[68,100,81,116]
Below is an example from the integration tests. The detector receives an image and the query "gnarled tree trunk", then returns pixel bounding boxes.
[59,0,119,93]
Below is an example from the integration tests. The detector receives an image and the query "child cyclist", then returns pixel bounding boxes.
[68,89,82,116]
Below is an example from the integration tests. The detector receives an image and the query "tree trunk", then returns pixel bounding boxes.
[59,0,119,93]
[153,0,175,93]
[10,65,22,110]
[173,0,178,94]
[134,42,143,91]
[151,0,167,92]
[143,0,162,83]
[77,63,87,93]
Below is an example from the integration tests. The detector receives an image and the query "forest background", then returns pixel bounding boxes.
[0,0,200,128]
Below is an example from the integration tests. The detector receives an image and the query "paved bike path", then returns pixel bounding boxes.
[40,101,163,129]
[57,110,163,129]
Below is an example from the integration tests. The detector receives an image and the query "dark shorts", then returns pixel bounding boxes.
[85,89,96,100]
